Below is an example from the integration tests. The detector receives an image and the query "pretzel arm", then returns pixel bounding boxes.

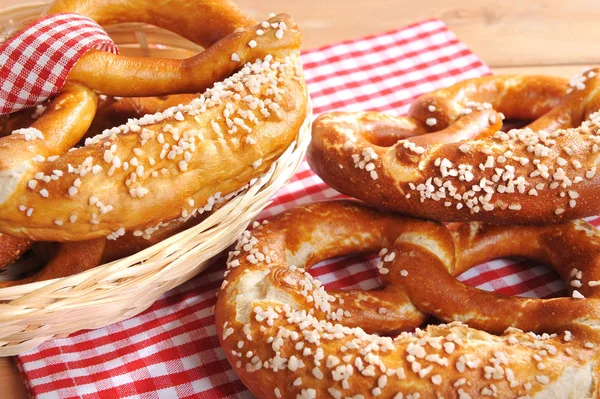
[0,84,96,260]
[66,15,300,97]
[0,106,45,138]
[409,75,569,130]
[393,241,600,334]
[0,83,97,170]
[231,200,430,333]
[325,111,428,147]
[0,83,97,206]
[45,0,257,48]
[407,109,501,148]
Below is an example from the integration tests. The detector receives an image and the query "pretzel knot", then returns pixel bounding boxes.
[0,0,308,246]
[216,201,600,399]
[308,72,600,224]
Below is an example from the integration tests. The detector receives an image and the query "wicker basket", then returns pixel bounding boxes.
[0,2,312,356]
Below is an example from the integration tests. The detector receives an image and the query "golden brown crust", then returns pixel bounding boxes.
[409,75,569,131]
[65,18,301,97]
[216,200,600,399]
[45,0,256,49]
[0,83,98,171]
[308,71,600,224]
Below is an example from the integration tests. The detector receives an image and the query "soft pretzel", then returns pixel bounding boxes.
[216,200,600,399]
[0,10,307,241]
[42,0,290,97]
[46,0,256,49]
[308,71,600,224]
[0,93,197,274]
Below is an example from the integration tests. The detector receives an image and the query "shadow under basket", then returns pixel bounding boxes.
[0,2,312,356]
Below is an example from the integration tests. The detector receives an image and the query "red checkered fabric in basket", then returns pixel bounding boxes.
[17,19,584,398]
[0,13,118,115]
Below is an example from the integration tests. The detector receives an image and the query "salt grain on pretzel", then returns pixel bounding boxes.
[308,72,600,224]
[216,201,600,398]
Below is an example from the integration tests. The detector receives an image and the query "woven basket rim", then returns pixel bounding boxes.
[0,3,313,356]
[0,1,49,14]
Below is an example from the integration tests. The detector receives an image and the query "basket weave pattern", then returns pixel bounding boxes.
[0,2,312,356]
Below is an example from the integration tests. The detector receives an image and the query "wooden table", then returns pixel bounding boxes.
[0,0,596,397]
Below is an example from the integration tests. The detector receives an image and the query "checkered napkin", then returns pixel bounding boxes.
[0,13,118,115]
[16,19,581,398]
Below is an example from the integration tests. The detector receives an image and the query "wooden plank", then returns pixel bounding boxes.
[493,64,594,78]
[233,0,600,68]
[0,358,28,399]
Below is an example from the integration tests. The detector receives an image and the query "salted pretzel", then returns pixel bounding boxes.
[42,0,281,97]
[308,71,600,224]
[216,200,600,398]
[0,2,307,242]
[0,93,196,273]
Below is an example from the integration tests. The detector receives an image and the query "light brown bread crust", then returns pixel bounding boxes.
[216,201,600,399]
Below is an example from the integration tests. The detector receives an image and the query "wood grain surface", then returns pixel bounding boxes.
[0,0,595,397]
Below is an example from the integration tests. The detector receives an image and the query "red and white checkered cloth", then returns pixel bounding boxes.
[0,13,118,115]
[16,19,585,398]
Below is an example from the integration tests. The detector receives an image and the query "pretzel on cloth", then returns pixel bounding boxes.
[0,1,307,242]
[308,71,600,224]
[216,200,600,399]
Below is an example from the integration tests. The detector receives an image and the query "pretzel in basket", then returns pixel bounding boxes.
[0,0,308,243]
[0,202,218,287]
[216,200,600,398]
[308,71,600,224]
[0,92,197,278]
[44,0,290,97]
